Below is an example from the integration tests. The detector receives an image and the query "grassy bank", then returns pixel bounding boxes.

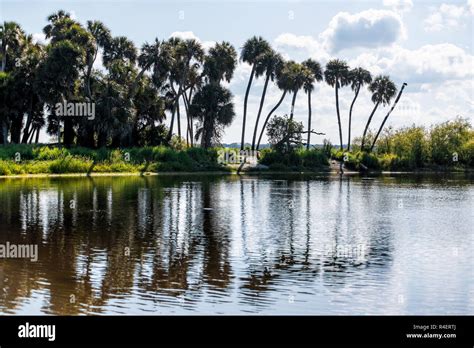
[1,140,472,177]
[0,144,334,176]
[0,145,226,176]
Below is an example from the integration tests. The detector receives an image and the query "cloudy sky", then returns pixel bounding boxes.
[2,0,473,145]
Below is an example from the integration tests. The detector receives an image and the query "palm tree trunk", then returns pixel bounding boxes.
[241,65,256,150]
[287,90,298,150]
[257,90,286,150]
[168,107,176,141]
[35,127,40,144]
[370,83,407,152]
[335,83,343,150]
[177,98,181,140]
[361,101,380,151]
[289,90,298,120]
[183,88,194,147]
[251,73,270,151]
[1,119,9,144]
[85,47,98,100]
[28,126,36,143]
[306,90,312,151]
[347,86,360,152]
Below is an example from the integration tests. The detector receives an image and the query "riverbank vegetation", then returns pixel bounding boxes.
[0,145,224,175]
[332,118,473,171]
[1,11,472,176]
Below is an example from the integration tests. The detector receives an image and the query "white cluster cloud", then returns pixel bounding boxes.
[274,33,330,61]
[171,12,472,144]
[169,31,215,51]
[320,9,406,53]
[383,0,414,13]
[32,33,48,45]
[350,43,474,84]
[424,3,470,32]
[469,0,474,14]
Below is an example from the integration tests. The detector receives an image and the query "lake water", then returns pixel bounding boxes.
[0,174,473,315]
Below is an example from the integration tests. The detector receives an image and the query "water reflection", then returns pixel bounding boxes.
[0,174,472,314]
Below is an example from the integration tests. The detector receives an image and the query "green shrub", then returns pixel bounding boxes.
[33,146,68,160]
[49,156,93,173]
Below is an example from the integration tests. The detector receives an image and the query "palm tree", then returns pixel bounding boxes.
[203,41,237,84]
[285,61,308,120]
[324,59,350,150]
[167,38,204,141]
[182,65,202,146]
[43,10,71,39]
[85,20,111,99]
[347,67,372,152]
[280,61,307,150]
[240,36,271,150]
[1,21,24,72]
[370,82,407,152]
[251,49,283,150]
[302,59,323,150]
[102,36,137,67]
[256,59,291,150]
[189,84,235,148]
[361,75,397,151]
[129,38,165,99]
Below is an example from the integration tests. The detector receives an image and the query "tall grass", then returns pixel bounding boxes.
[0,145,225,175]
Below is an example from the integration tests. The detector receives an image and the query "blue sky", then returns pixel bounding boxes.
[1,0,473,144]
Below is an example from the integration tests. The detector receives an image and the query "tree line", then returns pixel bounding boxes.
[1,11,408,152]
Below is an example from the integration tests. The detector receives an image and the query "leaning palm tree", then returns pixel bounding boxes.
[361,75,397,151]
[256,59,291,150]
[347,67,372,151]
[302,59,323,150]
[370,82,407,152]
[240,36,271,150]
[251,49,283,150]
[324,59,350,150]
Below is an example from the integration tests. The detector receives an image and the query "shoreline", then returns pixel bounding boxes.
[1,168,472,179]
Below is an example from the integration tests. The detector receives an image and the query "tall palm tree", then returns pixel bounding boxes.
[286,61,307,120]
[251,49,283,150]
[324,59,350,150]
[102,36,137,67]
[240,36,271,150]
[167,38,204,141]
[347,67,372,152]
[370,82,407,152]
[256,59,291,150]
[0,21,24,72]
[182,65,202,146]
[85,20,111,100]
[281,61,307,150]
[129,38,164,99]
[203,41,237,85]
[361,75,397,151]
[302,59,323,150]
